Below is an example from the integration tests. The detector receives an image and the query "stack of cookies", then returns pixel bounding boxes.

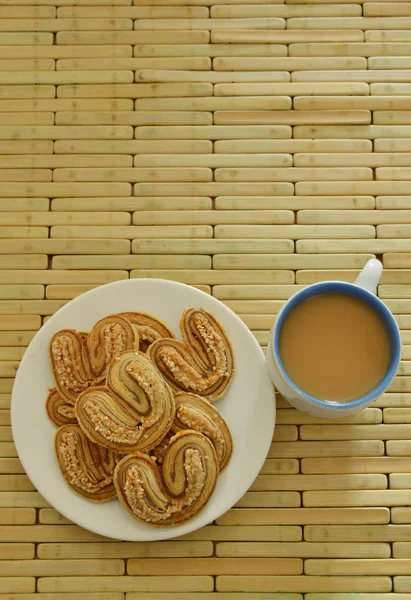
[47,308,234,527]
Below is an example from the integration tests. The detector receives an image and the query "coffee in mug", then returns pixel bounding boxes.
[279,292,391,403]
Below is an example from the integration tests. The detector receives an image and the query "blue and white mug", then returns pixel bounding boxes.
[266,259,402,418]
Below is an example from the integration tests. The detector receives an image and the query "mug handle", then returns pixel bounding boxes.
[354,258,383,295]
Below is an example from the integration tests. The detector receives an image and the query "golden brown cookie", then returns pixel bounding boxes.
[46,388,77,427]
[86,314,140,382]
[76,351,175,454]
[49,329,92,405]
[173,392,233,472]
[119,311,173,353]
[55,424,119,502]
[114,430,218,526]
[148,308,235,401]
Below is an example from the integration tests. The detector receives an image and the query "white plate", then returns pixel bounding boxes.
[11,279,276,541]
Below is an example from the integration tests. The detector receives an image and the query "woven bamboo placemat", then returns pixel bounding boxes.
[1,0,411,597]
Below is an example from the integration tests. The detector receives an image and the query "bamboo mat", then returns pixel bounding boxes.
[1,0,411,598]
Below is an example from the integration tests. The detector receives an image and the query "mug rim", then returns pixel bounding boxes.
[273,280,402,410]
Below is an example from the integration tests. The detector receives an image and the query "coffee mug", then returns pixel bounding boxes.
[266,259,401,418]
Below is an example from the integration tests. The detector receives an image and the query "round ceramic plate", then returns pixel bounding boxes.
[11,279,276,541]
